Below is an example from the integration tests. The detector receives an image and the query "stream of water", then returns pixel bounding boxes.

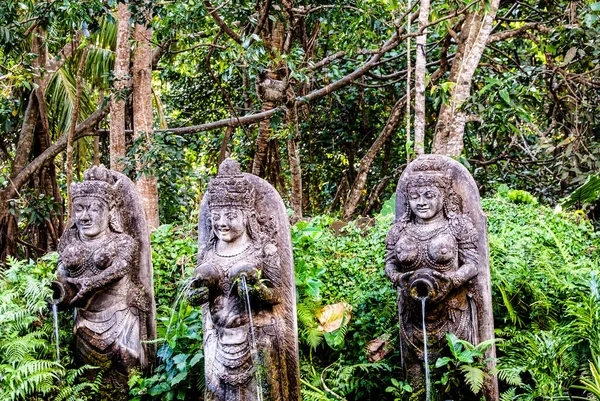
[240,275,264,401]
[51,303,60,363]
[421,296,431,401]
[167,276,198,335]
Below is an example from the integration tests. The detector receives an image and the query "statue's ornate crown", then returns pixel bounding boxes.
[407,157,451,189]
[206,159,255,209]
[70,165,116,205]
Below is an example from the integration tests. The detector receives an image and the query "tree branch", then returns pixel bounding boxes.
[487,22,550,44]
[43,31,83,87]
[4,105,110,202]
[204,0,242,44]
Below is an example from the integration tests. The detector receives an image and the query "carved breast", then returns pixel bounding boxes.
[394,225,458,271]
[426,232,457,268]
[92,241,118,270]
[394,233,420,268]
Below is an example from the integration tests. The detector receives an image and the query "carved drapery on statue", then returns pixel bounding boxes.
[385,155,498,399]
[189,158,300,401]
[53,165,156,397]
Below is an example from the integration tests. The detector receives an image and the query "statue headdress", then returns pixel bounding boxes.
[69,165,123,232]
[400,156,462,220]
[206,159,255,210]
[70,165,116,208]
[406,158,452,190]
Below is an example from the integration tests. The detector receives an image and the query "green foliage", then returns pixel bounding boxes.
[129,305,204,401]
[150,223,198,310]
[385,377,413,400]
[124,135,206,223]
[434,334,496,397]
[506,189,538,205]
[562,174,600,208]
[0,255,100,401]
[130,224,203,401]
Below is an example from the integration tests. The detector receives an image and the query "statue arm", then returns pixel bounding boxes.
[385,251,401,287]
[450,218,480,288]
[66,236,136,304]
[384,223,403,287]
[52,258,76,307]
[242,250,282,305]
[250,281,281,305]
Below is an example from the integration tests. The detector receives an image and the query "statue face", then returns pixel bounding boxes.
[211,208,246,243]
[73,197,110,239]
[408,185,444,221]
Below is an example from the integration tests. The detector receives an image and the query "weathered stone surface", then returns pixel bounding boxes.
[53,165,156,399]
[385,155,498,399]
[189,158,300,401]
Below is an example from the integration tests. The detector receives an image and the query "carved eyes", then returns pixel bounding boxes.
[409,191,439,200]
[211,211,239,222]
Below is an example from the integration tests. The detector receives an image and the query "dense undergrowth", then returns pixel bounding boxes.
[1,191,600,400]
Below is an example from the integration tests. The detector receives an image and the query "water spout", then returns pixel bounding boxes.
[240,275,264,401]
[421,296,430,401]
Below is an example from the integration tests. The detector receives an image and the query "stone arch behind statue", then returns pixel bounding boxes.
[106,168,157,369]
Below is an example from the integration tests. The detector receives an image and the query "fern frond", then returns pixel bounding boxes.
[500,387,517,401]
[459,365,486,394]
[497,367,523,386]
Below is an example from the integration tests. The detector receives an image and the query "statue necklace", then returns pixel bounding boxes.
[410,219,448,241]
[69,233,114,277]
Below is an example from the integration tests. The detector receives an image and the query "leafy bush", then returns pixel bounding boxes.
[485,193,600,399]
[0,255,100,401]
[130,223,203,401]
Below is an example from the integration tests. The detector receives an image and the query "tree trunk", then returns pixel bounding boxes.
[414,0,430,156]
[66,48,88,223]
[286,101,302,224]
[110,1,131,172]
[133,5,160,230]
[218,126,234,165]
[342,95,408,220]
[11,93,39,180]
[432,1,501,156]
[252,100,275,176]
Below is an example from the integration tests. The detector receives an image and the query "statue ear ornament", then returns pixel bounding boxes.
[109,207,124,233]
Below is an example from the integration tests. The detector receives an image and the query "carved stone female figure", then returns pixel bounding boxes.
[53,165,156,397]
[385,155,497,399]
[189,159,299,401]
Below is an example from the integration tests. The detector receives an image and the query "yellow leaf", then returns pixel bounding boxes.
[316,302,352,332]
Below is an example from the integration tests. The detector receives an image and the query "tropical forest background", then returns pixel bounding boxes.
[1,0,600,399]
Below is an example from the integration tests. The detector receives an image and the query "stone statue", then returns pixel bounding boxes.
[52,165,156,397]
[385,155,498,399]
[188,158,300,401]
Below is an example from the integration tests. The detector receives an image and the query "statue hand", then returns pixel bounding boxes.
[187,287,209,306]
[64,277,93,305]
[397,271,413,294]
[430,271,453,303]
